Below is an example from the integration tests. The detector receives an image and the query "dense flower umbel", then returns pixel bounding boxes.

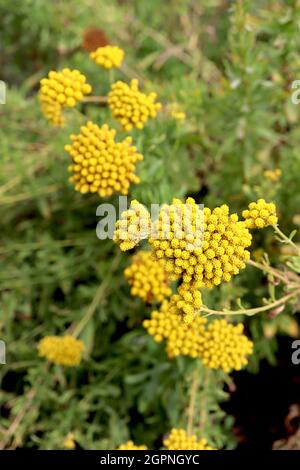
[242,199,278,229]
[264,168,282,182]
[169,103,186,121]
[171,110,186,121]
[124,251,171,303]
[149,198,252,289]
[38,335,85,366]
[143,299,207,359]
[144,303,253,370]
[65,122,143,197]
[90,45,124,69]
[163,429,215,450]
[108,79,161,131]
[63,433,76,449]
[117,441,148,450]
[201,319,253,373]
[172,284,202,324]
[114,200,151,251]
[39,99,64,127]
[39,69,92,126]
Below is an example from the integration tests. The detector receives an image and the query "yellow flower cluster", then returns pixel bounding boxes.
[39,69,92,126]
[114,200,151,251]
[118,441,148,450]
[124,251,171,303]
[149,197,252,289]
[144,303,253,370]
[200,319,253,373]
[63,433,76,449]
[39,99,64,127]
[169,103,186,121]
[65,122,143,197]
[163,429,215,450]
[172,284,202,324]
[143,298,207,359]
[264,168,282,182]
[90,45,124,69]
[242,199,278,229]
[171,111,186,121]
[108,79,161,131]
[38,335,85,366]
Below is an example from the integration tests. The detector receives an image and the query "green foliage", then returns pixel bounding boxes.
[0,0,299,450]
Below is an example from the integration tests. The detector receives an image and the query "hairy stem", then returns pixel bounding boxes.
[247,259,289,284]
[274,225,300,254]
[201,289,300,317]
[82,96,108,104]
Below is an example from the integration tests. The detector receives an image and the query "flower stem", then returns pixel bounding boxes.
[201,289,300,317]
[82,96,108,104]
[274,225,300,254]
[72,254,121,338]
[247,259,288,284]
[187,367,200,435]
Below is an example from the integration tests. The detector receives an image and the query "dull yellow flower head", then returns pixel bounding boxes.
[124,251,171,303]
[38,335,85,366]
[201,319,253,373]
[169,103,186,121]
[108,79,161,131]
[39,69,92,126]
[164,429,215,450]
[65,122,143,197]
[118,440,148,450]
[143,298,207,359]
[242,199,278,229]
[264,168,282,182]
[63,433,76,449]
[90,45,124,69]
[171,111,186,121]
[114,200,151,251]
[149,198,252,290]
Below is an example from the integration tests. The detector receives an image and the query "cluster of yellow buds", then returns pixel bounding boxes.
[200,319,254,373]
[149,197,252,290]
[169,103,186,121]
[117,441,148,450]
[114,200,151,251]
[124,251,171,303]
[115,197,276,370]
[39,69,92,126]
[242,199,278,229]
[171,110,186,121]
[39,99,64,127]
[143,298,207,359]
[90,45,124,69]
[171,284,202,324]
[65,122,143,197]
[108,79,161,131]
[38,335,85,366]
[63,433,76,449]
[163,429,215,450]
[144,302,253,370]
[264,168,282,182]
